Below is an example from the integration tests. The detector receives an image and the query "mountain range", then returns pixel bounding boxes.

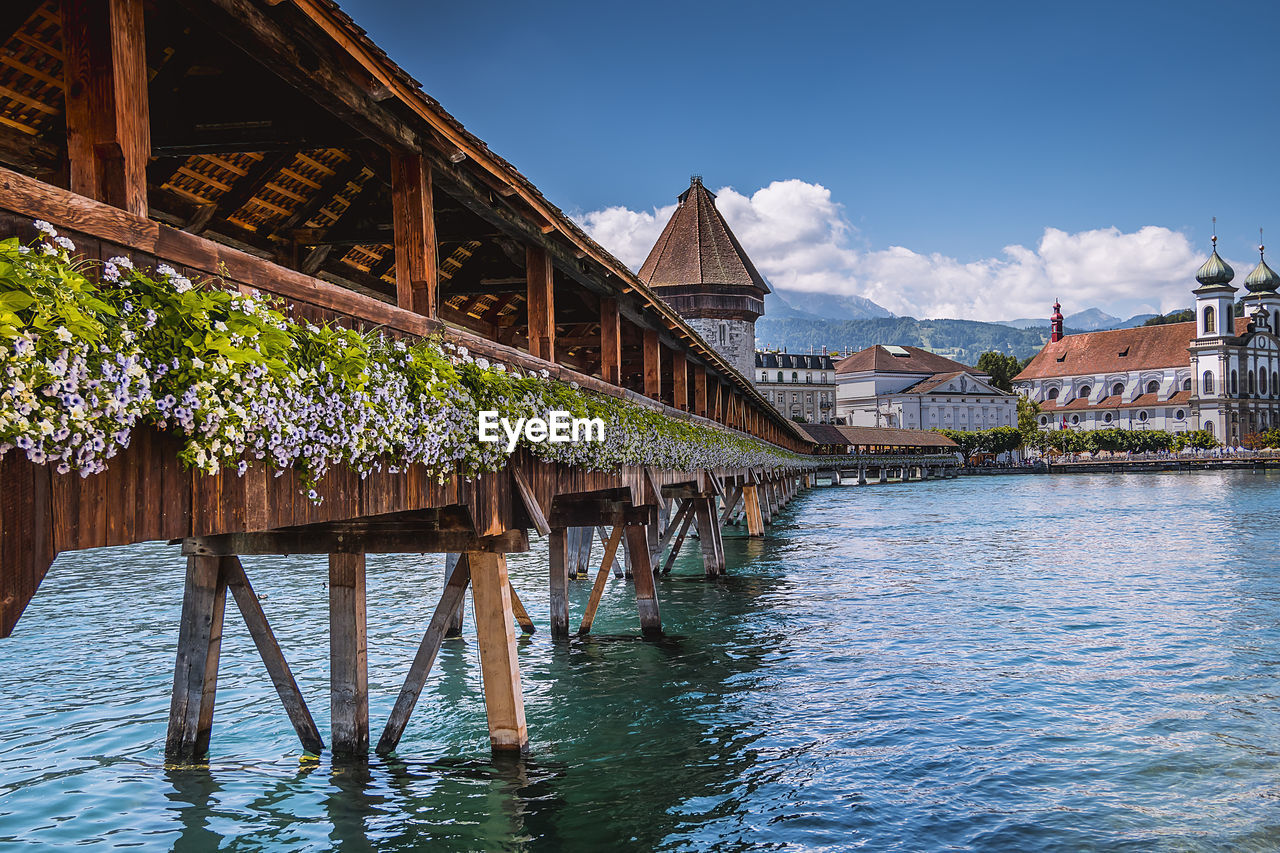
[758,290,1157,365]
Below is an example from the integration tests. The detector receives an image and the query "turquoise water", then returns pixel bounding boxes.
[1,472,1279,850]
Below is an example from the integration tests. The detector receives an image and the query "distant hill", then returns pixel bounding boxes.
[1001,307,1155,331]
[768,289,893,321]
[757,316,1055,365]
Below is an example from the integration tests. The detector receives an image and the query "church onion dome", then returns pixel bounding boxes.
[1244,250,1280,293]
[1195,238,1235,287]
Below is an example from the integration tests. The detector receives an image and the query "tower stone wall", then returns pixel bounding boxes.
[684,316,756,380]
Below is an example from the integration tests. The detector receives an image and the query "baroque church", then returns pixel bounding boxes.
[1014,236,1280,445]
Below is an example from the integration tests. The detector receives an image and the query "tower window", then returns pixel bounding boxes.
[718,323,727,345]
[1203,371,1215,395]
[1231,370,1239,395]
[1204,305,1216,335]
[1261,372,1268,396]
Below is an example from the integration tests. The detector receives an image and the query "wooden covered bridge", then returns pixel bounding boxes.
[0,0,950,762]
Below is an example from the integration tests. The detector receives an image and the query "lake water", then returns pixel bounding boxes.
[1,471,1279,851]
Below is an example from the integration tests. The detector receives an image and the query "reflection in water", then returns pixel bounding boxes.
[2,472,1280,850]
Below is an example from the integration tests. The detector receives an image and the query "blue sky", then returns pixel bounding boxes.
[341,0,1280,319]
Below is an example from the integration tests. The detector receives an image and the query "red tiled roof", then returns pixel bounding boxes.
[1039,390,1193,412]
[834,345,979,376]
[637,179,769,293]
[1015,318,1250,380]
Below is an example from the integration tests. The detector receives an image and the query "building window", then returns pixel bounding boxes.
[1231,370,1239,395]
[1071,415,1080,425]
[1078,385,1091,399]
[1204,305,1216,335]
[1047,387,1059,400]
[1182,378,1191,391]
[1112,382,1124,396]
[1203,371,1215,395]
[1249,370,1257,395]
[1175,409,1185,420]
[777,371,784,383]
[718,323,727,345]
[792,372,799,382]
[1104,412,1113,423]
[1146,380,1159,394]
[1138,410,1149,422]
[1274,371,1279,398]
[1039,416,1047,425]
[1262,372,1269,396]
[761,371,768,382]
[1206,420,1215,436]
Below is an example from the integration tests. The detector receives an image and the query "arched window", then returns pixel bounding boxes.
[1204,305,1216,334]
[1273,371,1278,397]
[1262,372,1268,396]
[777,371,784,382]
[1046,387,1059,400]
[1231,370,1239,395]
[1112,382,1124,396]
[1182,378,1192,391]
[1078,385,1091,399]
[791,371,799,382]
[1249,370,1256,395]
[1203,371,1215,394]
[1146,380,1159,394]
[1206,420,1215,436]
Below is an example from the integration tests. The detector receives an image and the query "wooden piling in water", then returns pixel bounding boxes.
[329,552,369,757]
[165,555,228,762]
[469,551,528,751]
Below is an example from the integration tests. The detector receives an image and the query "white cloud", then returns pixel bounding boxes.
[575,179,1213,322]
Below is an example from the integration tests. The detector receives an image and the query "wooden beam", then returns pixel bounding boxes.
[193,150,296,236]
[691,496,725,577]
[623,523,662,638]
[508,580,536,634]
[165,555,227,761]
[742,484,765,537]
[224,556,324,754]
[329,552,369,756]
[63,0,151,216]
[693,366,707,419]
[643,327,661,399]
[661,506,695,575]
[600,297,620,385]
[376,551,471,754]
[390,151,438,317]
[183,527,527,556]
[526,245,555,361]
[469,551,528,752]
[546,526,571,641]
[672,350,688,411]
[644,466,667,512]
[578,524,623,635]
[510,466,551,537]
[720,486,743,524]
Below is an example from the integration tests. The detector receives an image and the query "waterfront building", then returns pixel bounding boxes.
[755,351,837,422]
[638,177,769,379]
[1014,237,1280,444]
[833,345,1017,430]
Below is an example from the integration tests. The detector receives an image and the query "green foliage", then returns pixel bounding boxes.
[933,426,1023,462]
[1025,427,1216,455]
[1174,429,1219,450]
[1017,396,1041,436]
[976,351,1022,392]
[1143,308,1194,326]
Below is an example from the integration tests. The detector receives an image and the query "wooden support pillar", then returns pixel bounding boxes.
[224,557,324,755]
[760,478,774,524]
[596,525,625,578]
[390,151,438,317]
[548,527,570,642]
[719,486,743,525]
[63,0,150,216]
[691,496,726,577]
[693,366,707,417]
[567,526,594,580]
[579,524,623,636]
[443,553,465,637]
[600,297,621,385]
[742,484,765,537]
[643,328,661,399]
[624,523,662,637]
[329,553,369,757]
[526,246,555,361]
[469,551,528,751]
[377,552,472,754]
[165,555,227,761]
[672,350,688,411]
[661,501,695,574]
